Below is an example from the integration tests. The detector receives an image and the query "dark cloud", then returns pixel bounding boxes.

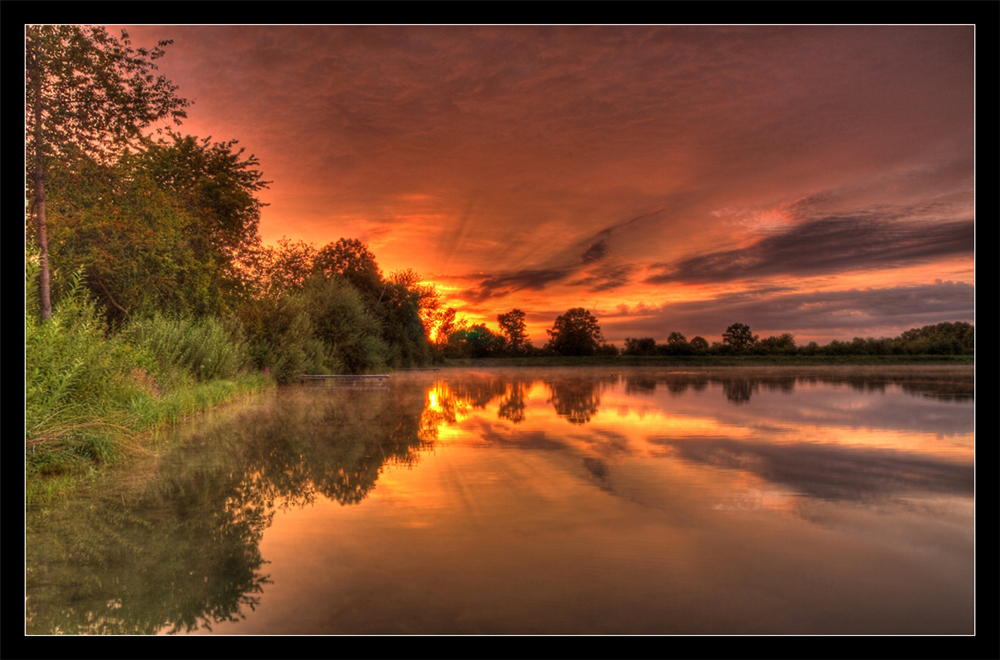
[645,216,974,285]
[462,268,571,303]
[569,262,636,292]
[604,280,975,342]
[581,240,607,264]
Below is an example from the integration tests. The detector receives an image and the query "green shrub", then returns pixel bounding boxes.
[123,313,250,382]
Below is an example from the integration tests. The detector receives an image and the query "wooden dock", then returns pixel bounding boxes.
[300,374,390,386]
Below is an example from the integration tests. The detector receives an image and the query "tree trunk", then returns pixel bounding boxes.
[31,71,52,321]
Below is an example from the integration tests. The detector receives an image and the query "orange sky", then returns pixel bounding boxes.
[113,25,975,345]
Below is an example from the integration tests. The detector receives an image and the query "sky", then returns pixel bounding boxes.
[114,24,975,346]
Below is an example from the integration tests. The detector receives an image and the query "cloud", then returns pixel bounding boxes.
[461,268,571,303]
[581,239,607,264]
[602,280,975,342]
[645,215,974,285]
[569,262,636,292]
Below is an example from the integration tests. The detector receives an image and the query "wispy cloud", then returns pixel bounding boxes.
[645,215,973,285]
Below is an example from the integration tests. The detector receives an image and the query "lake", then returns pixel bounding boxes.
[25,366,975,635]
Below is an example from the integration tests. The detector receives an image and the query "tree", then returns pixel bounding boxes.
[313,238,384,303]
[497,309,530,355]
[546,308,605,356]
[378,270,433,367]
[138,132,269,302]
[758,333,796,353]
[667,331,687,344]
[623,337,656,355]
[689,336,709,351]
[722,323,758,351]
[249,238,318,299]
[42,150,218,324]
[446,324,504,358]
[26,26,190,320]
[428,307,465,350]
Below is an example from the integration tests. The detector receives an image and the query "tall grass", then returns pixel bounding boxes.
[25,249,271,506]
[122,313,250,383]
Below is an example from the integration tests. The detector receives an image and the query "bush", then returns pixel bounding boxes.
[123,313,251,383]
[26,264,147,440]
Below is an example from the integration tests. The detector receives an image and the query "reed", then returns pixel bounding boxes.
[26,258,272,505]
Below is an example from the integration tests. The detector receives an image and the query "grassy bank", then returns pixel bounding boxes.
[26,373,273,508]
[25,268,277,507]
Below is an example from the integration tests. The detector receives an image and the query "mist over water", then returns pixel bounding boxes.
[26,367,974,635]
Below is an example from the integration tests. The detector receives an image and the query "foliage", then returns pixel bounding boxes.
[445,324,506,358]
[248,238,318,298]
[122,314,251,383]
[298,276,388,374]
[897,321,974,355]
[497,309,530,355]
[755,333,796,355]
[722,323,759,352]
[378,270,433,368]
[26,259,141,442]
[313,238,384,303]
[546,308,605,356]
[137,132,269,307]
[41,149,220,324]
[427,307,466,351]
[238,292,331,383]
[26,25,189,320]
[623,337,656,356]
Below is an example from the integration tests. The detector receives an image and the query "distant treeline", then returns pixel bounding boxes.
[439,312,975,360]
[619,321,975,358]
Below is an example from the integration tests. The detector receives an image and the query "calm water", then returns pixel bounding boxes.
[25,367,975,635]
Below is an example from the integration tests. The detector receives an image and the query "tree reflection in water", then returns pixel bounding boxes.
[25,366,974,635]
[26,379,435,635]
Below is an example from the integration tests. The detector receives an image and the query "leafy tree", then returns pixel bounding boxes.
[623,337,656,355]
[667,331,687,344]
[42,150,218,324]
[690,336,709,351]
[299,276,387,374]
[897,322,974,354]
[497,309,530,355]
[446,324,505,358]
[758,333,796,354]
[546,308,605,356]
[428,307,465,350]
[26,26,189,320]
[141,133,267,251]
[313,238,384,303]
[722,323,758,352]
[378,270,432,368]
[247,238,318,299]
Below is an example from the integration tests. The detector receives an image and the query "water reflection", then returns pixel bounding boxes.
[25,366,975,635]
[26,379,435,635]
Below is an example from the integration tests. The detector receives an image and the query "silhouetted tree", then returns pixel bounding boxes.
[690,336,709,350]
[623,337,656,355]
[546,308,605,356]
[667,331,687,344]
[722,323,758,351]
[758,333,796,354]
[313,238,384,303]
[497,309,530,355]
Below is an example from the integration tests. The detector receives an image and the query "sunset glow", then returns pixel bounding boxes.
[115,24,975,346]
